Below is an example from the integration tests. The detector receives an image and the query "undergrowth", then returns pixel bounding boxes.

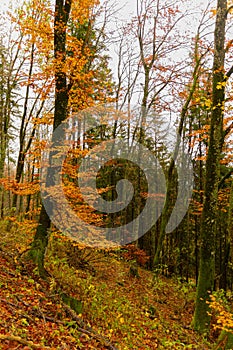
[0,218,229,349]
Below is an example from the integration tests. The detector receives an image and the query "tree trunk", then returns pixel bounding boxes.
[192,0,227,333]
[153,50,201,267]
[29,0,72,277]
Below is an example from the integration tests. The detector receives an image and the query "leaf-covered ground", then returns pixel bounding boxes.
[0,220,217,349]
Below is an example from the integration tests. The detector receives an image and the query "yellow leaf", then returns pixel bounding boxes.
[210,8,217,16]
[216,81,226,90]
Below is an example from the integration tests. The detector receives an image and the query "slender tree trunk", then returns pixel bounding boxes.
[193,0,227,332]
[12,43,35,209]
[0,46,14,215]
[153,52,201,267]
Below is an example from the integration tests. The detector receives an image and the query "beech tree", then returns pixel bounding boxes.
[11,1,53,211]
[29,0,73,277]
[193,0,233,333]
[111,0,193,262]
[153,29,208,267]
[29,0,110,276]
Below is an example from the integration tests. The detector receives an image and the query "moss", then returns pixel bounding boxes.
[60,292,82,314]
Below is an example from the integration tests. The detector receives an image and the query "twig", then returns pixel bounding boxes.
[0,297,36,324]
[0,334,51,349]
[1,267,17,277]
[0,268,118,350]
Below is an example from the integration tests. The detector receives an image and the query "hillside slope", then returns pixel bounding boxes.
[0,222,216,349]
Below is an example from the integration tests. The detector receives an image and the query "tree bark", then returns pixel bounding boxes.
[29,0,72,277]
[193,0,227,333]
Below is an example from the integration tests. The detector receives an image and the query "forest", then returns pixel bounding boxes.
[0,0,233,348]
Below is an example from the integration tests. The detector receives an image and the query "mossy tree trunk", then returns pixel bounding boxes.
[29,0,72,278]
[192,0,228,333]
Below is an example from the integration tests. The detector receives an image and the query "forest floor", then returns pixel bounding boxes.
[0,219,222,349]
